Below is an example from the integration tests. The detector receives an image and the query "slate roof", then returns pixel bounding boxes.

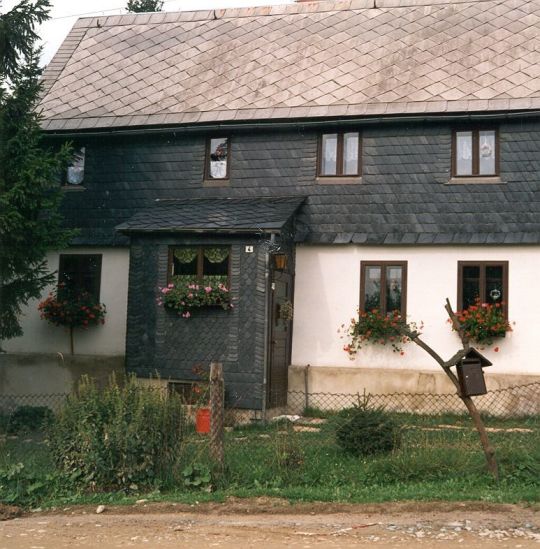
[40,0,540,131]
[115,196,305,233]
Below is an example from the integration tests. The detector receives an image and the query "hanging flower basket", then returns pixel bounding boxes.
[38,285,106,354]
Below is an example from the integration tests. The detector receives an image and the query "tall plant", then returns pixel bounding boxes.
[0,0,73,347]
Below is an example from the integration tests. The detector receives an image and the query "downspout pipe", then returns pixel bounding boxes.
[261,233,275,423]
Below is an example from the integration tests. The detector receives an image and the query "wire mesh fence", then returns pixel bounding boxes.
[1,381,538,502]
[284,381,540,420]
[1,382,539,435]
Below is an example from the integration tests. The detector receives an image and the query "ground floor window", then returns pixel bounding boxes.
[458,261,508,313]
[169,246,230,286]
[58,254,102,300]
[360,261,407,316]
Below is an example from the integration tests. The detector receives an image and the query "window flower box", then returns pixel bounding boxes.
[157,282,233,318]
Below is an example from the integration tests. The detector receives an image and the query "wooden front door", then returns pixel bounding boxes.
[267,270,293,408]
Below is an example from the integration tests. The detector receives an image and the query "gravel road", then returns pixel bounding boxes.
[1,499,539,548]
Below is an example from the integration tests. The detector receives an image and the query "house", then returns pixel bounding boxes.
[3,0,540,413]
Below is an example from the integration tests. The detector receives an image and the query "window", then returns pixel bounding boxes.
[458,261,508,314]
[205,137,230,180]
[65,147,86,185]
[58,254,102,301]
[452,129,498,177]
[318,132,361,177]
[360,261,407,316]
[169,247,230,286]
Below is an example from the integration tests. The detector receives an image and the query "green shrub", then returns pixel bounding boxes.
[335,407,401,457]
[48,375,185,491]
[7,406,54,434]
[0,462,66,506]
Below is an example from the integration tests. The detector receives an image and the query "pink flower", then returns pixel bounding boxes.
[168,283,174,288]
[161,287,170,294]
[182,311,191,318]
[205,286,212,293]
[188,293,193,298]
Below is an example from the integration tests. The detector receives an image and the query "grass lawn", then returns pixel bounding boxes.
[1,412,538,508]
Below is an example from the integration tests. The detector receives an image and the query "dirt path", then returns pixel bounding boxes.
[1,499,539,548]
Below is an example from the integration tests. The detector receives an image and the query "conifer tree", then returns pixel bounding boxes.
[126,0,163,13]
[0,0,72,346]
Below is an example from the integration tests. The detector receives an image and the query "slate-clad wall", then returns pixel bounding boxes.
[59,117,540,246]
[126,234,269,409]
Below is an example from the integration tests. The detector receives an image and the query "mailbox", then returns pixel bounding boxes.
[456,348,493,397]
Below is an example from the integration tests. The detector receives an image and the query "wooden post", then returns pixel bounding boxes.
[209,361,225,471]
[398,299,499,481]
[69,325,74,355]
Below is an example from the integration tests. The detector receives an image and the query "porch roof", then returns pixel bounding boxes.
[115,196,305,234]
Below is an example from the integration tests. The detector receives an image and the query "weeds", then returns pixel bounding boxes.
[1,406,538,508]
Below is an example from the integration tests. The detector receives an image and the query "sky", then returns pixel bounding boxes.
[1,0,295,65]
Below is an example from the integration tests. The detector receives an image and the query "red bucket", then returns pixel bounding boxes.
[195,407,210,434]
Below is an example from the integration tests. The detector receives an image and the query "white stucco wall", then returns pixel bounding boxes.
[4,248,130,356]
[292,245,540,376]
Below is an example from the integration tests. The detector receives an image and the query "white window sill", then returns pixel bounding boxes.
[316,176,362,185]
[447,176,503,185]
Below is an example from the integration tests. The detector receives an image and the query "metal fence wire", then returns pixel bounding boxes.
[284,382,540,419]
[0,382,539,435]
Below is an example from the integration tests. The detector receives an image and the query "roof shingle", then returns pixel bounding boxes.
[40,0,540,131]
[115,196,305,233]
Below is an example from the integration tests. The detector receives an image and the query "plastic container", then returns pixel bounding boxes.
[195,407,210,434]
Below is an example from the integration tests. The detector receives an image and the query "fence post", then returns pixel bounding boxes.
[209,361,225,471]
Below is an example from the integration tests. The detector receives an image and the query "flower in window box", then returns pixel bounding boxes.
[157,281,233,317]
[452,298,511,346]
[341,309,421,357]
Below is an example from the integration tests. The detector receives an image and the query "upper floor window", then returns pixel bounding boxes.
[452,129,498,177]
[458,261,508,314]
[206,137,230,180]
[318,132,360,177]
[58,254,102,301]
[360,261,407,316]
[169,247,230,287]
[65,147,86,185]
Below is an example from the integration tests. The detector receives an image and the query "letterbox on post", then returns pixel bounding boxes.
[456,348,493,397]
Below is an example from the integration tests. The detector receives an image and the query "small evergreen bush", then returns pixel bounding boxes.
[7,406,54,434]
[48,375,185,491]
[335,407,401,457]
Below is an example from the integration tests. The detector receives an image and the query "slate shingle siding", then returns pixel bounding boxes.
[126,234,269,409]
[61,117,540,245]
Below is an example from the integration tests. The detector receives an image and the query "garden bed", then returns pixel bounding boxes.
[1,412,538,508]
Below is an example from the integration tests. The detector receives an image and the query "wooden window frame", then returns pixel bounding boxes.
[168,246,231,285]
[359,261,408,317]
[457,261,508,318]
[317,131,362,178]
[61,146,86,189]
[451,128,499,178]
[204,137,231,181]
[58,253,102,301]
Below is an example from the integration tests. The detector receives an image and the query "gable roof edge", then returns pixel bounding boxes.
[40,26,88,97]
